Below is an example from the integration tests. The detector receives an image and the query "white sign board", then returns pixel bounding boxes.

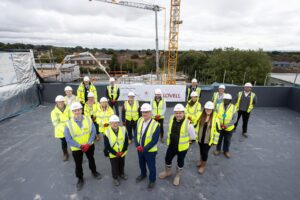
[0,53,18,86]
[116,84,186,102]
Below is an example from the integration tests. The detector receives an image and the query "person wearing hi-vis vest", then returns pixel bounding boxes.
[196,101,220,174]
[151,88,166,143]
[106,77,120,116]
[64,102,102,191]
[64,86,80,106]
[186,78,201,102]
[185,91,202,135]
[212,84,226,111]
[77,76,98,105]
[214,94,237,159]
[103,115,129,186]
[51,95,72,161]
[121,92,141,144]
[234,82,257,138]
[134,103,160,190]
[96,97,114,135]
[84,92,100,141]
[159,104,196,186]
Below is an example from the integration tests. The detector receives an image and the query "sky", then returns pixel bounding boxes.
[0,0,300,50]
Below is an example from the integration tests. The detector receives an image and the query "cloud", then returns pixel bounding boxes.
[0,0,300,50]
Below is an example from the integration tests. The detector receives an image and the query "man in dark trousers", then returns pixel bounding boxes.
[135,103,160,190]
[121,92,141,144]
[64,102,102,191]
[106,77,120,116]
[234,82,257,138]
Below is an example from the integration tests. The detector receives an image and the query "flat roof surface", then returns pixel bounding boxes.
[0,105,300,200]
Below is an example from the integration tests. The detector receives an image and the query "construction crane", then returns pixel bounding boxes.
[89,0,164,80]
[166,0,182,84]
[60,51,110,77]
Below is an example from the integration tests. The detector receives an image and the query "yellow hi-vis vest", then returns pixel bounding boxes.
[104,126,127,158]
[124,100,139,121]
[187,87,201,101]
[96,106,114,133]
[235,91,256,113]
[64,95,79,106]
[77,82,98,103]
[217,103,236,131]
[107,85,118,100]
[66,116,93,151]
[84,102,99,117]
[136,118,159,152]
[51,106,71,138]
[151,99,165,119]
[167,116,190,152]
[197,111,220,146]
[185,101,202,126]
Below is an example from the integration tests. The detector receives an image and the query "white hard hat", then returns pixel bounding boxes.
[223,93,232,100]
[190,91,198,97]
[55,95,65,102]
[100,97,108,103]
[87,92,94,98]
[128,92,135,97]
[174,104,185,112]
[204,101,215,110]
[245,82,253,87]
[64,86,73,91]
[109,77,115,82]
[219,84,226,89]
[191,78,197,83]
[71,102,82,110]
[83,76,90,82]
[154,88,162,95]
[140,103,152,112]
[109,115,120,123]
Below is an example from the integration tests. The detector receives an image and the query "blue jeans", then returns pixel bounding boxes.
[137,151,157,182]
[216,130,233,152]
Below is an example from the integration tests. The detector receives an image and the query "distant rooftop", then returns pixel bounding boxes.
[269,73,300,85]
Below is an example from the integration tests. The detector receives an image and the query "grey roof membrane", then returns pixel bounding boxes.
[0,104,300,200]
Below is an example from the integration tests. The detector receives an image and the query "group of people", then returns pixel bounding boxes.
[51,77,257,191]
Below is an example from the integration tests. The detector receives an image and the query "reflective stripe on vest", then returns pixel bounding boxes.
[152,99,165,118]
[105,126,127,158]
[167,116,190,152]
[217,103,235,131]
[67,116,92,151]
[51,106,71,138]
[107,85,118,100]
[124,100,139,121]
[84,103,98,116]
[137,118,158,152]
[236,92,255,113]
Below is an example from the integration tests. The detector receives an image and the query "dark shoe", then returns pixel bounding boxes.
[224,152,231,158]
[147,181,155,190]
[113,178,120,186]
[136,175,146,183]
[62,149,69,161]
[76,178,84,191]
[119,174,128,180]
[242,132,248,138]
[92,172,102,180]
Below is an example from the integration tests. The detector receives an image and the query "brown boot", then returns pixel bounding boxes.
[224,152,231,158]
[196,160,202,168]
[213,150,220,156]
[95,135,101,141]
[63,149,69,161]
[198,161,207,174]
[159,165,172,179]
[173,167,182,186]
